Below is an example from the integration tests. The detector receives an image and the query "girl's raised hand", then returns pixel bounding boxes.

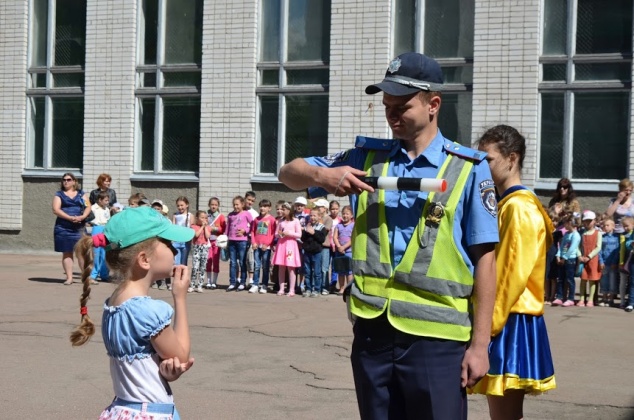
[171,265,190,298]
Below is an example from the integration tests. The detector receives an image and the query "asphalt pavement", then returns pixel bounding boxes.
[1,253,633,419]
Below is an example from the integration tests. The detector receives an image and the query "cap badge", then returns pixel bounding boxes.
[388,57,402,74]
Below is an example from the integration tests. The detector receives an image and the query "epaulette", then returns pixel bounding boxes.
[443,141,486,162]
[355,136,397,150]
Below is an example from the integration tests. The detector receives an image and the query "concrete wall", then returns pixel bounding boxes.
[472,0,541,188]
[129,182,199,214]
[82,0,137,200]
[0,179,61,252]
[197,0,258,211]
[0,0,28,231]
[329,0,392,148]
[1,0,631,251]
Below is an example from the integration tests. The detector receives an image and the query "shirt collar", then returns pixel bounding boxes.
[389,129,446,168]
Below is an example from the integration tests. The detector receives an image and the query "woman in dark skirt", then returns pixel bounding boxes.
[52,173,91,285]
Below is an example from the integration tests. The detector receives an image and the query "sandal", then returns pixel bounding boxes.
[287,292,295,297]
[89,278,99,285]
[63,280,73,286]
[277,291,285,296]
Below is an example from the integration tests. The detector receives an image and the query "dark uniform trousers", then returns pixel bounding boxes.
[351,313,467,420]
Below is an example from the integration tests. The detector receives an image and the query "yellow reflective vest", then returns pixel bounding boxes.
[349,147,476,342]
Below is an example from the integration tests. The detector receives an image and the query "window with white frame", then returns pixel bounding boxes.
[540,0,632,181]
[26,0,86,170]
[256,0,330,176]
[135,0,203,174]
[393,0,474,145]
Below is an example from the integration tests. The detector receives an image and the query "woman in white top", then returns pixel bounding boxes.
[606,179,634,234]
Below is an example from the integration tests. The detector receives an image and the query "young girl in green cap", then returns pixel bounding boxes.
[70,206,195,419]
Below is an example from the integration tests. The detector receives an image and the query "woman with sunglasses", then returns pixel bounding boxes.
[548,178,581,223]
[52,173,92,285]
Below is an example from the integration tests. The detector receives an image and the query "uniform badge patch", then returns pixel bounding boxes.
[479,180,497,217]
[322,149,351,165]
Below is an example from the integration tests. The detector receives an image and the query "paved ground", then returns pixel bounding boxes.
[1,253,633,419]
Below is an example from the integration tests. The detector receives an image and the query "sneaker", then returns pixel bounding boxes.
[204,283,212,289]
[562,300,575,307]
[302,291,310,297]
[226,284,236,292]
[259,286,268,294]
[608,299,615,307]
[551,299,563,306]
[310,291,319,298]
[151,283,158,289]
[321,290,330,296]
[625,306,633,312]
[167,285,172,291]
[195,286,204,293]
[544,300,551,306]
[210,283,217,290]
[576,301,585,307]
[237,284,245,291]
[158,284,167,290]
[586,301,594,307]
[187,287,194,293]
[598,302,607,307]
[248,285,259,293]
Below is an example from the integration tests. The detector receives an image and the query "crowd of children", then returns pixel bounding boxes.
[546,209,634,312]
[82,181,634,311]
[86,189,353,298]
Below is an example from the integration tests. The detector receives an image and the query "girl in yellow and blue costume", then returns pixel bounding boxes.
[469,125,556,419]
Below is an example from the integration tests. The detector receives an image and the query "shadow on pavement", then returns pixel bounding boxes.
[28,277,68,284]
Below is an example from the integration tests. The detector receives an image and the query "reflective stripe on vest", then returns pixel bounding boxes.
[350,148,475,340]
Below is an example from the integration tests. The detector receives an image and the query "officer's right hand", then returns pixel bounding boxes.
[322,166,373,196]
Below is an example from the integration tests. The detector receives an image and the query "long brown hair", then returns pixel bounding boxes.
[70,236,160,347]
[550,178,576,206]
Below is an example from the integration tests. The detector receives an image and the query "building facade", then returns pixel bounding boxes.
[1,0,632,250]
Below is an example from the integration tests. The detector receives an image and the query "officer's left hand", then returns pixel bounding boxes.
[461,344,489,388]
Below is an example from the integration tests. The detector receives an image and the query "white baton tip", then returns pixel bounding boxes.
[419,179,447,192]
[376,177,399,190]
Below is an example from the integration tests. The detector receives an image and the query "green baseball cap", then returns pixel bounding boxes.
[104,206,194,250]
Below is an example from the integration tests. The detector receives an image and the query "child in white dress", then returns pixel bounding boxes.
[71,207,195,419]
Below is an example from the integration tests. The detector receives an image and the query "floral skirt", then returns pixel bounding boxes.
[99,398,180,420]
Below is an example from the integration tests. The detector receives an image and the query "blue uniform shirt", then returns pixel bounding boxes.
[305,130,499,273]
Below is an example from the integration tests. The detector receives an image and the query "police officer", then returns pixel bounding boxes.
[278,52,499,420]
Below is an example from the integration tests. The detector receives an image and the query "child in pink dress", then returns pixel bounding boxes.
[272,202,302,296]
[205,197,226,289]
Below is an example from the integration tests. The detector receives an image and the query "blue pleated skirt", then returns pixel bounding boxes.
[470,313,556,396]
